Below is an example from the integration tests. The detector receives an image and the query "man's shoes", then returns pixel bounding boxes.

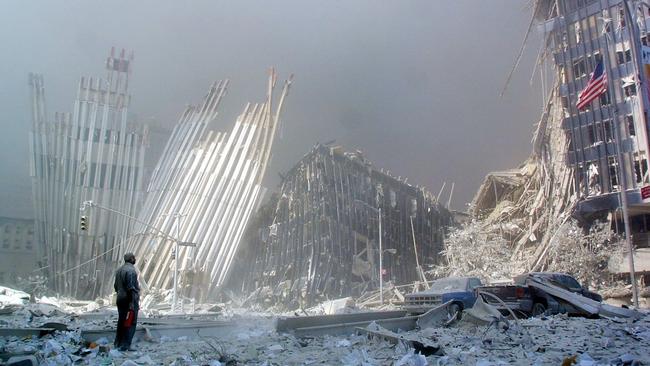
[118,346,137,352]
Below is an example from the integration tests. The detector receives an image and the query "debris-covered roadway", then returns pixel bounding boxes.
[1,286,649,365]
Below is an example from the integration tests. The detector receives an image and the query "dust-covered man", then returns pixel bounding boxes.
[113,252,140,351]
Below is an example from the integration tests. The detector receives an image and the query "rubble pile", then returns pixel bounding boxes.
[433,87,637,300]
[2,283,650,365]
[435,219,626,289]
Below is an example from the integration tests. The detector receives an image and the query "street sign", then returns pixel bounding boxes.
[642,185,650,202]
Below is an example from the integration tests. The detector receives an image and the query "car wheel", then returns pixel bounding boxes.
[448,303,462,320]
[532,302,546,317]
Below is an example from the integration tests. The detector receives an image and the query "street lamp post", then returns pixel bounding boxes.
[81,201,197,312]
[354,199,392,305]
[378,205,383,305]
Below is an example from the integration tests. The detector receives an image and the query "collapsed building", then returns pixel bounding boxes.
[28,49,148,299]
[27,46,293,301]
[234,144,454,308]
[126,71,292,302]
[468,0,650,280]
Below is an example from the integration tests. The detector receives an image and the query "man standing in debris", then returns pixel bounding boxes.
[114,253,140,351]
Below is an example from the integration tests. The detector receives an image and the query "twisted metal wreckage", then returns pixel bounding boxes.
[232,145,455,308]
[29,47,293,300]
[29,49,147,299]
[126,71,292,301]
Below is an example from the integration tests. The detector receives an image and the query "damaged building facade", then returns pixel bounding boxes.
[540,0,650,239]
[28,49,147,299]
[466,0,650,278]
[236,145,454,307]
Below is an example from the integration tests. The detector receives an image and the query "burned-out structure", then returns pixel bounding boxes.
[29,49,147,299]
[126,71,292,303]
[237,145,454,307]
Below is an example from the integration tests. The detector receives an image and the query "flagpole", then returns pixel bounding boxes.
[601,10,639,309]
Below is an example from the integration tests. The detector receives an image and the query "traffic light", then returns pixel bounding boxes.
[80,216,88,231]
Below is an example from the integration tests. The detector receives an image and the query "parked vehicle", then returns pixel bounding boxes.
[478,272,602,317]
[404,276,483,316]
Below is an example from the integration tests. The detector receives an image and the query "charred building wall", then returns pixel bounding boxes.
[236,145,454,308]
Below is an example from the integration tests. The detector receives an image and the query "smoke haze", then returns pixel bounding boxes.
[0,0,542,217]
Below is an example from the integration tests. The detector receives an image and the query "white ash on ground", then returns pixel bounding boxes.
[2,301,649,364]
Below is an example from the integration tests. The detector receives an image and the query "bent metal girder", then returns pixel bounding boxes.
[127,70,292,301]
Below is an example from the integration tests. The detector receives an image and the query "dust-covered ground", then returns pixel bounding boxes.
[1,298,649,365]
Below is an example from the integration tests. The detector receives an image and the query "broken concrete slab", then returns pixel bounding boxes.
[276,310,408,332]
[81,318,270,343]
[415,301,453,329]
[526,277,643,319]
[358,323,443,356]
[291,315,419,338]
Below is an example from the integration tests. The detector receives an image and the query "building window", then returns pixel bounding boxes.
[2,239,9,249]
[609,157,619,189]
[624,84,637,97]
[626,115,636,136]
[618,6,626,28]
[559,64,567,84]
[573,58,587,78]
[600,91,611,107]
[617,49,632,64]
[587,125,596,146]
[603,120,614,142]
[575,21,583,44]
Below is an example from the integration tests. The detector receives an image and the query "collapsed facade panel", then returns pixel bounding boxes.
[29,49,147,299]
[236,145,454,308]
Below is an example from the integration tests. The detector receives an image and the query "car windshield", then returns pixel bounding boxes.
[556,275,581,289]
[430,278,467,292]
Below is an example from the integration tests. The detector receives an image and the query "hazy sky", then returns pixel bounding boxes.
[0,1,543,218]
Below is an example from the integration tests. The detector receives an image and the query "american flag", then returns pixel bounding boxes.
[577,61,608,110]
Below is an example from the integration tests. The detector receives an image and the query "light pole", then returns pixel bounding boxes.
[162,212,194,312]
[81,201,197,312]
[354,199,388,304]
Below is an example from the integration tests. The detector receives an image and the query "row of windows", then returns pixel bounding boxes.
[1,238,34,251]
[557,5,636,49]
[2,226,34,235]
[578,156,648,195]
[36,156,141,191]
[560,81,637,118]
[567,115,636,150]
[77,126,142,147]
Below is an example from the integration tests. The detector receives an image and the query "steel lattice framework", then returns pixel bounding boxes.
[29,48,147,299]
[127,70,292,301]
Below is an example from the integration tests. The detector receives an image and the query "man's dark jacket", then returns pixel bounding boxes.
[114,262,140,309]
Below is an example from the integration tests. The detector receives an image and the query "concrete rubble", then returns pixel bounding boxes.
[2,284,649,365]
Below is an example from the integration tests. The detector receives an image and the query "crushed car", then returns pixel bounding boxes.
[404,276,483,317]
[477,272,602,317]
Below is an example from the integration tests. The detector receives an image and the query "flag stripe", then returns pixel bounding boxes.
[576,62,608,110]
